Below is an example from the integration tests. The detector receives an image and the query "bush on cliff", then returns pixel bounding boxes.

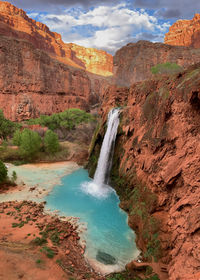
[151,62,183,75]
[27,108,95,131]
[0,160,8,183]
[44,130,60,154]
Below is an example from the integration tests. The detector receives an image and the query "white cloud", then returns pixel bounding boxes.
[34,3,170,54]
[27,12,39,18]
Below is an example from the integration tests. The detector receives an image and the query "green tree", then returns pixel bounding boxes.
[0,110,16,140]
[11,171,17,183]
[44,130,60,154]
[0,160,8,183]
[19,129,41,160]
[13,129,22,146]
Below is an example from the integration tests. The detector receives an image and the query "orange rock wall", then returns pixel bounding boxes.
[94,64,200,280]
[67,43,113,76]
[114,40,200,86]
[0,1,113,76]
[165,14,200,48]
[0,35,96,121]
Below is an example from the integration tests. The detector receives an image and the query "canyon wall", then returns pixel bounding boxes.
[0,1,113,121]
[114,40,200,86]
[165,14,200,48]
[0,1,113,76]
[0,34,99,121]
[89,64,200,280]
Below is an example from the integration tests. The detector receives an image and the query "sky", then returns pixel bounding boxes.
[4,0,200,54]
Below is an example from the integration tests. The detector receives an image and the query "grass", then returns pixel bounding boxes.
[32,236,47,246]
[40,246,55,259]
[35,259,43,264]
[151,62,183,75]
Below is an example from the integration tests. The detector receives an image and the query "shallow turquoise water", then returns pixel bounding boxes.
[46,168,138,270]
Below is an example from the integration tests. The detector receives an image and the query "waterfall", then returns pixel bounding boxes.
[81,108,120,198]
[94,108,120,186]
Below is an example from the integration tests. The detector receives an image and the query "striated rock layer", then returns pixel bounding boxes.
[165,14,200,48]
[0,1,113,76]
[114,40,200,86]
[0,1,112,121]
[89,64,200,280]
[0,34,109,121]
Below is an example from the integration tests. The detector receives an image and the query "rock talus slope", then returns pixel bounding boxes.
[165,14,200,48]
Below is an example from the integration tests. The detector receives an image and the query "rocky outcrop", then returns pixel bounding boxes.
[89,63,200,280]
[165,14,200,48]
[114,40,200,86]
[0,1,113,76]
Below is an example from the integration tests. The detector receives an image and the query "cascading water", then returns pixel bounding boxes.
[94,108,120,185]
[82,108,120,198]
[45,107,139,272]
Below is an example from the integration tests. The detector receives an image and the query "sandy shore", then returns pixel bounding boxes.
[0,200,103,280]
[0,161,79,203]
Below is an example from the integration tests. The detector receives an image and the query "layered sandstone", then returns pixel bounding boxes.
[165,14,200,48]
[0,1,113,76]
[90,64,200,280]
[114,40,200,86]
[66,43,113,76]
[0,1,113,121]
[0,35,98,121]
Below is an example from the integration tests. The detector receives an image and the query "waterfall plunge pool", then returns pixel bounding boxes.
[46,168,139,274]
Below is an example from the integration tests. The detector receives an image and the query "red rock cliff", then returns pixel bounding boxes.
[165,14,200,48]
[90,64,200,280]
[0,1,113,76]
[0,1,113,121]
[114,40,200,86]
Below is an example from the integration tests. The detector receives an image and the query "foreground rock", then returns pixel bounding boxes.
[0,200,103,280]
[89,63,200,280]
[165,13,200,48]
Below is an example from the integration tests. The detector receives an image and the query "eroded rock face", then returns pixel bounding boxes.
[0,35,94,121]
[0,1,113,76]
[91,64,200,280]
[114,40,200,86]
[0,1,113,121]
[165,14,200,48]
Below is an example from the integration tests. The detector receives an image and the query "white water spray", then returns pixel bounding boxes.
[82,108,120,198]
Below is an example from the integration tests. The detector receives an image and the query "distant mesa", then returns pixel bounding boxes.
[165,13,200,48]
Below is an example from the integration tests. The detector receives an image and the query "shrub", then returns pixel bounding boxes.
[27,108,95,131]
[13,129,21,146]
[0,110,18,140]
[151,62,183,75]
[11,171,17,183]
[44,130,60,154]
[40,246,55,258]
[18,129,42,160]
[0,160,8,183]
